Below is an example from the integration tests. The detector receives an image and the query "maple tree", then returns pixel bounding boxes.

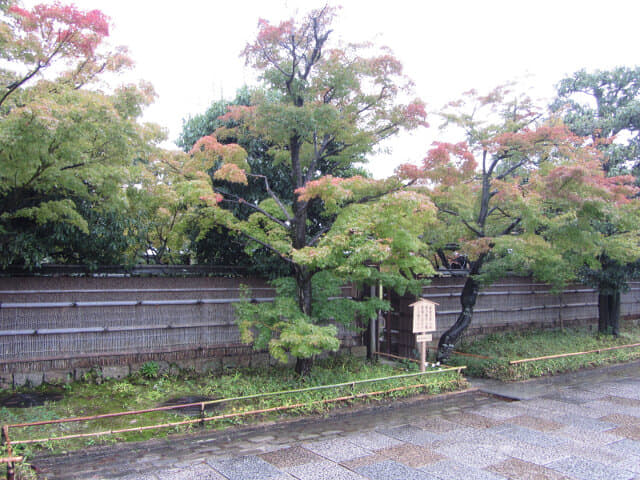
[184,6,431,373]
[553,67,640,334]
[0,1,160,266]
[398,86,639,361]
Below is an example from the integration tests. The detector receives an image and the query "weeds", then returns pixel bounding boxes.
[448,325,640,381]
[0,354,466,469]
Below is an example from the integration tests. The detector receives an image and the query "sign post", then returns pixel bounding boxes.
[410,299,438,372]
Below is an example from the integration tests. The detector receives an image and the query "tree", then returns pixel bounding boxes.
[0,1,160,267]
[185,7,431,373]
[553,67,640,334]
[398,86,638,361]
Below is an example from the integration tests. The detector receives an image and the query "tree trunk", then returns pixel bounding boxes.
[436,275,480,362]
[598,292,610,334]
[610,290,620,336]
[598,290,621,336]
[436,255,485,363]
[295,265,313,315]
[295,356,313,376]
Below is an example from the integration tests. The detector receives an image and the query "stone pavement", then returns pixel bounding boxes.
[31,362,640,480]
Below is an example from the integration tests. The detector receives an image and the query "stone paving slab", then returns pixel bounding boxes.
[259,446,325,468]
[375,425,441,446]
[554,413,618,430]
[155,463,226,480]
[546,456,636,480]
[285,460,367,480]
[487,424,568,448]
[551,424,623,446]
[505,414,563,432]
[342,431,404,451]
[207,455,292,480]
[355,459,437,480]
[419,459,507,480]
[432,441,509,469]
[487,458,573,480]
[302,438,372,463]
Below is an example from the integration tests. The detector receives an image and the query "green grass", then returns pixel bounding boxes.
[0,354,466,474]
[447,325,640,381]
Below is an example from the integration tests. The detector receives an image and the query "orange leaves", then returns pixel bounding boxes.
[10,2,110,58]
[213,163,248,185]
[423,142,477,186]
[189,135,248,169]
[296,175,383,202]
[295,175,356,203]
[404,101,429,128]
[218,105,256,123]
[490,124,583,158]
[541,163,638,206]
[199,193,224,206]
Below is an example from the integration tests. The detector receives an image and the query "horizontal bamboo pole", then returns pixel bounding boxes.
[1,296,350,310]
[373,352,466,372]
[0,287,275,295]
[509,342,640,364]
[436,302,598,316]
[422,288,596,299]
[0,343,248,365]
[6,368,464,430]
[10,381,442,445]
[0,457,23,464]
[375,352,419,363]
[0,297,276,309]
[0,321,237,337]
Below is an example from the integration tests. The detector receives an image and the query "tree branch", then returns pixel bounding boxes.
[309,225,331,246]
[438,206,484,237]
[495,158,529,180]
[500,217,522,236]
[220,194,290,230]
[237,230,295,264]
[246,173,292,222]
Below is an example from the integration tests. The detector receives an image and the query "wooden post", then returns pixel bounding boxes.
[419,341,426,372]
[415,333,432,372]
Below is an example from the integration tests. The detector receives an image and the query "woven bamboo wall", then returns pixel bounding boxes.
[2,275,639,384]
[0,275,360,386]
[384,277,640,357]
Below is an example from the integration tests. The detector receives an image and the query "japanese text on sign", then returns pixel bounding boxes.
[410,299,437,333]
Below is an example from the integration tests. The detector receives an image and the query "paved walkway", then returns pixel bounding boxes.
[32,362,640,480]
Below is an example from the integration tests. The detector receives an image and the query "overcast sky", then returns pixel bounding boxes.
[33,0,640,177]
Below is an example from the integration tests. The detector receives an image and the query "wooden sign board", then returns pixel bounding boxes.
[415,333,432,343]
[410,299,438,333]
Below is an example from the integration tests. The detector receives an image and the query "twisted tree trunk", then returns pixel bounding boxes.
[436,255,485,362]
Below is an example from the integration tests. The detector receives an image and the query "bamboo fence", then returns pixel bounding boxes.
[2,275,639,375]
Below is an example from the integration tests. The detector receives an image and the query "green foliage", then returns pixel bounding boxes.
[552,67,640,174]
[449,326,640,381]
[0,2,162,267]
[552,68,640,330]
[235,272,388,363]
[139,361,160,380]
[180,7,431,365]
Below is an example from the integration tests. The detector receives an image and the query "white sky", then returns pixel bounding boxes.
[29,0,640,177]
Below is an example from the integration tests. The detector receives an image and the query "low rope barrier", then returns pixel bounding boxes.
[509,342,640,364]
[2,367,465,453]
